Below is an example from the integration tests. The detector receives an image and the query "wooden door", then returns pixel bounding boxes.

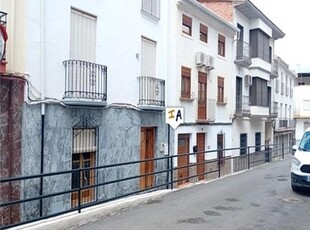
[198,72,207,120]
[71,152,95,207]
[196,133,205,180]
[140,127,155,189]
[177,134,189,185]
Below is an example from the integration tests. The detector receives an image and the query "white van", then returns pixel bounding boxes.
[291,127,310,192]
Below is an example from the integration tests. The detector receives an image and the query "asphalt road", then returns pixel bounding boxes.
[78,158,310,230]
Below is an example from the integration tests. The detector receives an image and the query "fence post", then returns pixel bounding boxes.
[267,144,270,163]
[282,142,285,159]
[218,155,221,178]
[247,147,250,170]
[78,168,81,213]
[166,125,170,190]
[170,155,173,190]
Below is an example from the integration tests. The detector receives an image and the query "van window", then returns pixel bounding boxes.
[299,132,310,152]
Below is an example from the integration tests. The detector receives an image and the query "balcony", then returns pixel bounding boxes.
[269,101,278,118]
[276,118,295,130]
[137,76,165,110]
[207,98,216,122]
[63,60,107,106]
[235,95,250,117]
[234,41,252,67]
[196,98,216,123]
[270,59,278,78]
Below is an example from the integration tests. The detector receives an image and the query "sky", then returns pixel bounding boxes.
[250,0,310,73]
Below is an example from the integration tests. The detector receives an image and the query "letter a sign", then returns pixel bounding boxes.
[165,107,184,129]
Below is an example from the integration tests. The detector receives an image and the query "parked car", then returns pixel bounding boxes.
[291,127,310,192]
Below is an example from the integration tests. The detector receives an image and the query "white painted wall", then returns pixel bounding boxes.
[4,0,169,105]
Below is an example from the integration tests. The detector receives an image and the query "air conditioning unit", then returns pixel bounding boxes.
[245,75,252,86]
[196,52,206,67]
[205,55,215,70]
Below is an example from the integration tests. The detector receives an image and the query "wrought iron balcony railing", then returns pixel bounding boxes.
[235,41,252,67]
[63,60,107,106]
[207,98,216,121]
[137,76,165,110]
[235,95,250,116]
[270,101,278,117]
[270,59,278,78]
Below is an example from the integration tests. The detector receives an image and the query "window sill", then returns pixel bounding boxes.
[180,97,195,102]
[217,101,227,106]
[141,10,160,22]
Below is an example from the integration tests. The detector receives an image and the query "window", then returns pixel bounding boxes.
[275,79,279,93]
[182,14,192,36]
[255,132,261,151]
[181,67,191,99]
[198,72,207,120]
[70,8,97,62]
[217,77,224,103]
[71,128,97,208]
[250,77,269,107]
[218,34,225,57]
[141,37,156,77]
[200,23,208,43]
[217,134,225,165]
[250,29,270,63]
[240,133,247,155]
[141,0,160,19]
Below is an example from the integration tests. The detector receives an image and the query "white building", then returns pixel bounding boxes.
[294,72,310,141]
[272,56,296,153]
[167,0,238,183]
[199,0,286,156]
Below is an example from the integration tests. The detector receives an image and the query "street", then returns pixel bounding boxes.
[78,158,310,230]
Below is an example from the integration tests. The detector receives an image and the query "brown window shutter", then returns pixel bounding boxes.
[218,77,224,87]
[218,34,225,43]
[198,72,207,83]
[200,24,208,34]
[183,15,192,27]
[182,66,191,78]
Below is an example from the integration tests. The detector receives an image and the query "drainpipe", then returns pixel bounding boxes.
[39,0,46,217]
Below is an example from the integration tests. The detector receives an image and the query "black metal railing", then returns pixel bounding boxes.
[235,95,250,115]
[270,101,278,117]
[137,76,165,108]
[63,60,107,102]
[278,117,288,128]
[271,59,279,78]
[0,141,292,229]
[235,41,252,67]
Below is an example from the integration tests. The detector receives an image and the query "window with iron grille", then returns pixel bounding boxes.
[200,23,208,43]
[71,128,97,208]
[217,77,224,103]
[218,34,225,57]
[181,66,191,99]
[182,14,192,36]
[141,0,160,19]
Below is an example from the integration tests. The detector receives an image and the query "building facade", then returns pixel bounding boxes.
[199,0,289,156]
[294,72,310,141]
[0,0,296,227]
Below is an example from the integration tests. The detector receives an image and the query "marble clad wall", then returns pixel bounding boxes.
[21,103,168,219]
[0,78,24,226]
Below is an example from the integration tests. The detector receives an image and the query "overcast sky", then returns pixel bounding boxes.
[250,0,310,73]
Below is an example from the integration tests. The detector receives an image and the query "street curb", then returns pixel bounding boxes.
[11,190,173,230]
